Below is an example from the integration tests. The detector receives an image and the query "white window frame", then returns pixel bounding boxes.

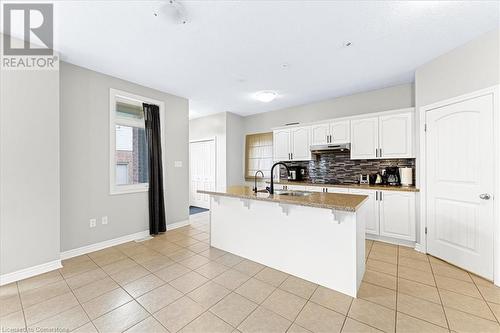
[109,88,165,195]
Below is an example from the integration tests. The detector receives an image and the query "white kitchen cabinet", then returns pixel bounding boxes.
[273,129,291,161]
[274,184,306,191]
[379,112,413,158]
[351,111,414,160]
[273,127,311,161]
[349,189,379,235]
[310,123,330,145]
[290,127,311,161]
[330,120,350,144]
[379,191,416,241]
[309,120,350,145]
[305,186,349,193]
[350,117,379,159]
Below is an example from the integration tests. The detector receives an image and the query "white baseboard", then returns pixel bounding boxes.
[366,234,416,248]
[60,230,149,260]
[0,259,62,286]
[414,243,426,254]
[167,220,190,231]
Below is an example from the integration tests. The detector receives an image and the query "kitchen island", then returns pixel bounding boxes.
[198,186,368,297]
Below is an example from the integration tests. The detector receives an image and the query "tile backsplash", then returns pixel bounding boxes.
[279,151,415,184]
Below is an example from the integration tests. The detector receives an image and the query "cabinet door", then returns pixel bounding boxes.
[310,123,330,145]
[379,112,413,158]
[330,120,350,144]
[350,117,378,159]
[349,189,379,235]
[324,186,349,194]
[305,186,323,192]
[290,127,311,161]
[287,185,307,191]
[379,191,415,241]
[273,129,290,161]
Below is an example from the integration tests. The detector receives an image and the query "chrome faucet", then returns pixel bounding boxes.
[268,162,290,194]
[253,170,264,193]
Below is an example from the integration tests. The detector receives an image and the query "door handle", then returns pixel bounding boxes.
[479,193,491,200]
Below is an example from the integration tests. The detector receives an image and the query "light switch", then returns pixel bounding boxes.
[174,161,183,168]
[89,219,96,228]
[102,216,108,225]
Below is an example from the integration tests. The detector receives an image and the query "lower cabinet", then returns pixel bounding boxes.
[349,189,379,235]
[379,191,416,241]
[350,189,416,242]
[305,186,349,193]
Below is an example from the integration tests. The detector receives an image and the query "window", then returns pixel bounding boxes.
[245,132,273,180]
[109,89,164,194]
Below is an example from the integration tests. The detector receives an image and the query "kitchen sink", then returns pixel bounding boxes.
[274,190,313,197]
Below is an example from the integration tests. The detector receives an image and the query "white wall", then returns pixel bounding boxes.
[0,38,61,275]
[60,62,189,252]
[244,83,414,134]
[226,112,245,186]
[415,29,499,107]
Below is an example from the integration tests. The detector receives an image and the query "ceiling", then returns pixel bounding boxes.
[9,1,500,118]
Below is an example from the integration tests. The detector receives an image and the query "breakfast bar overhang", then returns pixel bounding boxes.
[199,186,369,297]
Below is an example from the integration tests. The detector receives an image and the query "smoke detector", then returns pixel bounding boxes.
[156,0,189,24]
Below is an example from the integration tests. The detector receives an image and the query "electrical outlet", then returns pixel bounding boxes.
[102,216,108,225]
[89,218,97,228]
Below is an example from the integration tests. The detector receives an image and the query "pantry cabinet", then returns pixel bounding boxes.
[273,126,311,161]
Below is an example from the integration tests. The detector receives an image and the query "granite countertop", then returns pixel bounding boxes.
[198,186,368,212]
[267,180,420,192]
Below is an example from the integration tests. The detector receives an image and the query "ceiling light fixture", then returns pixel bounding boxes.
[254,91,278,103]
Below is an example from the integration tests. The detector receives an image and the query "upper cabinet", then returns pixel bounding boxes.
[273,108,414,161]
[351,110,414,160]
[273,129,291,161]
[310,123,330,146]
[310,120,350,146]
[273,126,311,161]
[379,112,413,158]
[330,120,350,144]
[350,117,379,159]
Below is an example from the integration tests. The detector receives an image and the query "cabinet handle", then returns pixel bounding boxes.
[380,191,383,201]
[375,149,378,157]
[376,191,378,201]
[330,134,333,143]
[291,153,293,160]
[379,148,382,157]
[325,188,328,193]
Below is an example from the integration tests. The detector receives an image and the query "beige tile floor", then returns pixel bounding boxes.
[1,211,499,333]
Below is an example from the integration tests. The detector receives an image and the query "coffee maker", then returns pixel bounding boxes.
[383,167,401,186]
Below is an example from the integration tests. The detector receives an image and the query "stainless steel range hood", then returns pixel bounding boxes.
[310,143,350,153]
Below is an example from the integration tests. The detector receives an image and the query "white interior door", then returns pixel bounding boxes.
[426,94,494,279]
[189,140,216,209]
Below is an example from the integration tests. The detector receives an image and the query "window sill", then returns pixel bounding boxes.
[110,186,148,195]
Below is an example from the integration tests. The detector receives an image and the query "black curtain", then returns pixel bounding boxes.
[143,103,166,234]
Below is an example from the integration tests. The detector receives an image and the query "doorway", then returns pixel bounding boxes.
[189,139,216,210]
[425,93,495,280]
